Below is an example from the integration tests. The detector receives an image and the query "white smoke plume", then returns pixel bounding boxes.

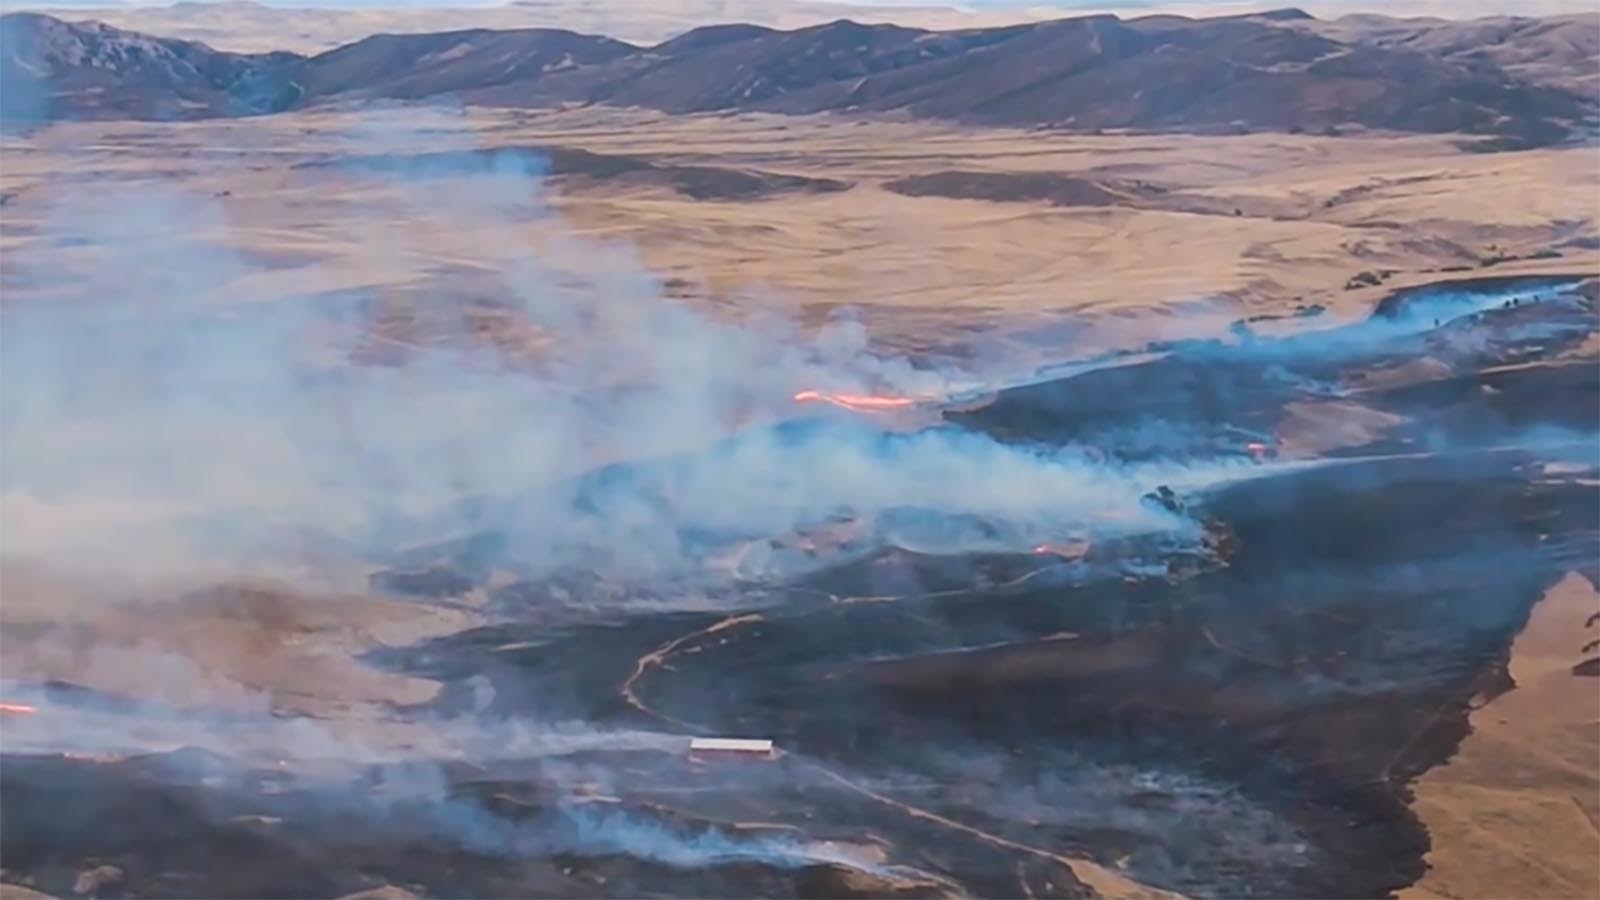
[0,117,1227,590]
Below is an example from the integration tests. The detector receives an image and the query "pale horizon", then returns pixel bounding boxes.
[7,0,1595,17]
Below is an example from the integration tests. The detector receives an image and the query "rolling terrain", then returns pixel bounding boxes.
[2,264,1595,898]
[0,5,1596,899]
[10,0,1598,55]
[3,7,1596,148]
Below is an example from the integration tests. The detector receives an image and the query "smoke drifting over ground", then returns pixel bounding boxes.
[0,131,1212,589]
[4,107,1596,900]
[0,122,1283,892]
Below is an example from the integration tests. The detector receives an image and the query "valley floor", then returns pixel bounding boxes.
[3,108,1595,364]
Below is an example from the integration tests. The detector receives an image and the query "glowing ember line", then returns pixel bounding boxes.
[63,752,124,763]
[0,702,38,715]
[793,390,920,412]
[1032,540,1090,558]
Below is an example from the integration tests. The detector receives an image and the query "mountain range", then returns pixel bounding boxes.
[2,8,1596,147]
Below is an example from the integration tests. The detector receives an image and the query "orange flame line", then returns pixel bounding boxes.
[63,752,123,763]
[793,390,920,412]
[0,702,38,715]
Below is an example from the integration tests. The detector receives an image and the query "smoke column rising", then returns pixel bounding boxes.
[0,121,1222,589]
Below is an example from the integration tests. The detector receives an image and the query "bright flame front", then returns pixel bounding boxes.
[793,390,921,412]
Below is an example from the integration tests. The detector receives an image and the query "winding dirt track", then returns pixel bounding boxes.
[619,606,1184,899]
[619,613,763,728]
[805,763,1183,900]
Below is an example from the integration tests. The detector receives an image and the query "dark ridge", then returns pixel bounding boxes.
[1365,359,1600,437]
[2,10,1591,147]
[0,11,303,124]
[948,277,1596,458]
[370,564,482,599]
[294,27,637,101]
[1255,7,1316,20]
[1370,274,1588,319]
[883,171,1154,207]
[292,145,853,200]
[652,22,779,54]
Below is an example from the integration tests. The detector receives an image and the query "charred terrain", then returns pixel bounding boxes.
[1,4,1598,899]
[2,272,1597,898]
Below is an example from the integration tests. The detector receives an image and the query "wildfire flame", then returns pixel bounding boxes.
[63,752,124,763]
[792,390,921,413]
[0,702,39,715]
[1032,539,1091,558]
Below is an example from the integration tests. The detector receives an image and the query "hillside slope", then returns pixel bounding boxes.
[1,9,1593,146]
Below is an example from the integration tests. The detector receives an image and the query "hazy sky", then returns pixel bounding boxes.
[7,0,1583,9]
[9,0,1587,18]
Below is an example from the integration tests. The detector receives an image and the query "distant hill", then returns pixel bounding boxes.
[0,11,300,122]
[4,0,1046,55]
[2,8,1594,147]
[1308,12,1600,93]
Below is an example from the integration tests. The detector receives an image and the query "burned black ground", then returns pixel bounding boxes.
[2,274,1596,899]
